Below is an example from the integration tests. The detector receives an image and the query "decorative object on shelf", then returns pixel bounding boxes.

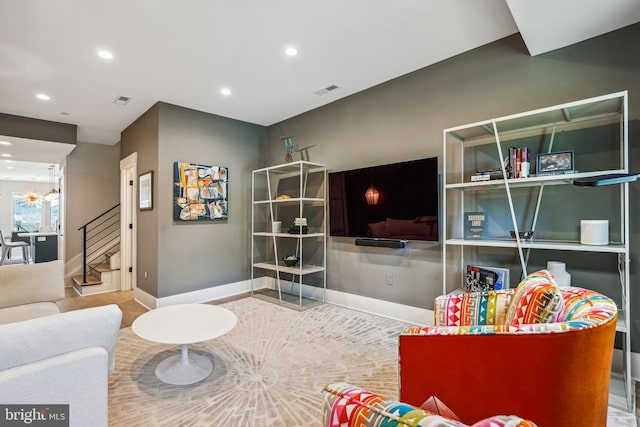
[282,255,299,267]
[580,220,608,245]
[173,162,228,221]
[282,136,294,163]
[272,221,282,233]
[547,261,571,286]
[510,230,533,241]
[464,212,486,239]
[536,150,574,176]
[139,171,153,211]
[276,194,291,200]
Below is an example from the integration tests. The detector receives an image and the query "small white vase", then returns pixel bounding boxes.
[547,261,571,287]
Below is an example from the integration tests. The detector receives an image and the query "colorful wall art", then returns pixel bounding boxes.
[173,162,228,221]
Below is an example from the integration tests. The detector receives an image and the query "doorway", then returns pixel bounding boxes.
[120,153,137,291]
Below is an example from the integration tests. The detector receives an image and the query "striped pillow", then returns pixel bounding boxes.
[506,270,564,325]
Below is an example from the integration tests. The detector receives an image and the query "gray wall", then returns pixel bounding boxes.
[156,103,266,298]
[121,102,267,299]
[120,104,160,297]
[267,25,640,348]
[65,142,121,260]
[0,113,76,144]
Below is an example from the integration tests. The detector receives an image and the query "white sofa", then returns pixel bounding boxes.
[0,261,122,427]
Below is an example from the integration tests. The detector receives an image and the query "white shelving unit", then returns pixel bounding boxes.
[442,91,634,412]
[251,161,327,310]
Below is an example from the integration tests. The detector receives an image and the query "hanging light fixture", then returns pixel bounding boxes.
[365,186,380,205]
[26,192,40,204]
[44,165,59,202]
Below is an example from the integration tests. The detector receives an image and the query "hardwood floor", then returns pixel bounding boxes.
[57,288,148,328]
[56,287,251,329]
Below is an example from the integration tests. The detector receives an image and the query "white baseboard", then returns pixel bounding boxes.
[279,280,433,326]
[133,277,271,310]
[132,277,432,326]
[326,288,433,326]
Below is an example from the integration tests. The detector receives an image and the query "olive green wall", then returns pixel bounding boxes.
[266,25,640,350]
[156,103,266,298]
[120,104,160,297]
[121,103,267,299]
[0,113,76,144]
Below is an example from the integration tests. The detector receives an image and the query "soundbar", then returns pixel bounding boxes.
[355,238,407,249]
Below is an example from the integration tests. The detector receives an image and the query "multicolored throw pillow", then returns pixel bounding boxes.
[434,290,514,327]
[471,415,537,427]
[562,287,618,323]
[506,270,564,325]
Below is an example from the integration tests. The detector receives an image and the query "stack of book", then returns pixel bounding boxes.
[470,147,531,182]
[288,217,309,234]
[471,168,504,182]
[507,147,531,179]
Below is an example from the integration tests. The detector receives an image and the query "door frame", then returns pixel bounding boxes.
[120,153,137,291]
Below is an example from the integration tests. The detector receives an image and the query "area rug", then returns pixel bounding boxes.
[108,297,637,426]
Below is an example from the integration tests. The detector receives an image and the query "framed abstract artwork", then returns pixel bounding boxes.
[173,161,228,221]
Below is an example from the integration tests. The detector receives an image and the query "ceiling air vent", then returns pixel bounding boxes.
[113,95,131,106]
[313,85,339,96]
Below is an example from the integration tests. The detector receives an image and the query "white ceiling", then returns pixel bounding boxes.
[0,0,638,180]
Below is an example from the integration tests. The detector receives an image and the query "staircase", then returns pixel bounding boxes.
[72,251,121,295]
[72,204,122,296]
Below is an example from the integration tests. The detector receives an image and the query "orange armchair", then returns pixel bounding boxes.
[399,272,617,427]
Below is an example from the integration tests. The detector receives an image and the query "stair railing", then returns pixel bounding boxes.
[78,204,121,283]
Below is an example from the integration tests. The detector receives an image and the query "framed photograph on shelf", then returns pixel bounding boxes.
[536,150,574,175]
[139,171,153,211]
[465,265,510,292]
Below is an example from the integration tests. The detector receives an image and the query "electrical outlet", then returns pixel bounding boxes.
[386,273,393,285]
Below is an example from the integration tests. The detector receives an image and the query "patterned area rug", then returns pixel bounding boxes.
[108,297,637,426]
[108,297,406,426]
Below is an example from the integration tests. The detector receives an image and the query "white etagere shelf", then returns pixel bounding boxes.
[442,91,634,413]
[250,161,327,311]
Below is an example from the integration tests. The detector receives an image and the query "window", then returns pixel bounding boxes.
[13,194,43,232]
[12,190,60,233]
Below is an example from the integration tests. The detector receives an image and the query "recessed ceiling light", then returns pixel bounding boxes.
[5,159,12,163]
[1,154,11,158]
[220,87,231,96]
[36,93,50,101]
[285,47,298,56]
[6,166,13,170]
[97,50,113,60]
[0,141,11,146]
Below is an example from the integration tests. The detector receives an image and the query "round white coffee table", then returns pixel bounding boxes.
[132,303,237,385]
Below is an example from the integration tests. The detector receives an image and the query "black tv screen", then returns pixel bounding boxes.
[328,157,439,241]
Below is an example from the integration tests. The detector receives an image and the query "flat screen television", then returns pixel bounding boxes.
[328,157,439,242]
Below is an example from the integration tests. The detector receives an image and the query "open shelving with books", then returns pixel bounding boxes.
[251,161,327,310]
[442,91,634,412]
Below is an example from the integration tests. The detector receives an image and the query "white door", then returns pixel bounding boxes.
[120,153,137,291]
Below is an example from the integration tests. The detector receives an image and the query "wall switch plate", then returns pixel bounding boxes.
[386,273,393,285]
